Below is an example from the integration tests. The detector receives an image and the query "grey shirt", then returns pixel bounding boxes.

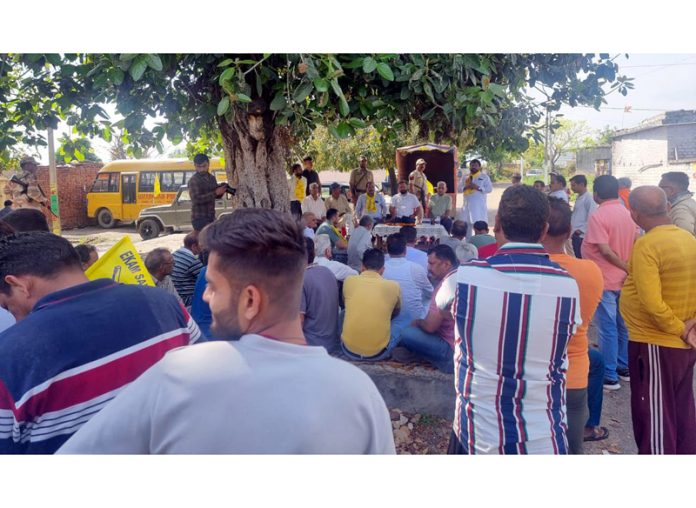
[301,265,340,353]
[347,226,373,271]
[571,191,598,235]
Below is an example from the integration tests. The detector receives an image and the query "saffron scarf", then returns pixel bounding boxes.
[463,170,480,196]
[330,224,347,243]
[366,193,377,213]
[294,176,305,201]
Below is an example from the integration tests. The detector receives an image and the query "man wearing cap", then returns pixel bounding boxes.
[457,159,492,233]
[188,153,226,232]
[409,158,429,209]
[349,156,374,205]
[11,157,49,210]
[325,182,352,231]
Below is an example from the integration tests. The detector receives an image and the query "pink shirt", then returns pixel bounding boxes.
[582,199,637,291]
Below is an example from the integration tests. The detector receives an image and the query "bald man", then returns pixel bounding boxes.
[620,186,696,454]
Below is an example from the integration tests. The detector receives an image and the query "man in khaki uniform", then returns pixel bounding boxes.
[325,182,353,233]
[11,157,49,210]
[409,158,428,209]
[349,156,374,205]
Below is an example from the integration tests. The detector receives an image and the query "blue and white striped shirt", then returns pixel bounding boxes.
[437,243,581,454]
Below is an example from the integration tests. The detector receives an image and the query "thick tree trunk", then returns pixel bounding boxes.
[217,107,291,212]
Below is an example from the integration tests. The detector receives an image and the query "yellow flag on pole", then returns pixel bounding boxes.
[153,174,161,197]
[85,236,155,287]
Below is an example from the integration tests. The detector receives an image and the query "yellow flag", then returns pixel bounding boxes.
[85,236,155,287]
[426,179,434,195]
[153,174,161,197]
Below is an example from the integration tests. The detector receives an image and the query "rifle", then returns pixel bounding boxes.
[9,175,59,218]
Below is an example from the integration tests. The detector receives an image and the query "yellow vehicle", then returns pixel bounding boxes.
[87,158,226,228]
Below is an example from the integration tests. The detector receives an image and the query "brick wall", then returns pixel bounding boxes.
[34,163,102,229]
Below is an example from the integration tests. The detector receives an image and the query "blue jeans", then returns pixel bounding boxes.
[586,347,605,428]
[339,309,402,361]
[595,290,629,382]
[399,326,454,374]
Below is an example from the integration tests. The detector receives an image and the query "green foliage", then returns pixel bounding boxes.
[0,53,632,167]
[55,133,101,164]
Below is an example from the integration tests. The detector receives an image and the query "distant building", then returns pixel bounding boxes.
[611,110,696,186]
[576,146,612,175]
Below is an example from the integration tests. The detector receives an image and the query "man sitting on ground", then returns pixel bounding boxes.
[0,232,202,453]
[393,245,459,373]
[400,225,428,271]
[347,215,374,272]
[301,237,340,353]
[341,248,401,361]
[316,208,349,264]
[74,244,99,271]
[314,234,358,282]
[0,200,13,219]
[59,209,395,454]
[301,212,317,240]
[145,247,183,303]
[533,180,546,193]
[2,208,49,232]
[383,233,433,341]
[468,220,496,249]
[439,220,478,263]
[171,232,204,307]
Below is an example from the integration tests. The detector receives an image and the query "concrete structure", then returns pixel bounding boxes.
[577,146,612,175]
[611,110,696,186]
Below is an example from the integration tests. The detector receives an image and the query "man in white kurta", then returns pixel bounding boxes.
[458,159,493,231]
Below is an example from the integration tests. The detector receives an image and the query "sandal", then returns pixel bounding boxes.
[583,426,609,442]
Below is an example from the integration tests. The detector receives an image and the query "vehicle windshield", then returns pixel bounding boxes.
[178,189,191,203]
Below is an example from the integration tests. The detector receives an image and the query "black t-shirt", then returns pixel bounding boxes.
[302,169,320,195]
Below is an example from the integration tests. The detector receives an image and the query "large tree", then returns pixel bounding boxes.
[0,53,632,210]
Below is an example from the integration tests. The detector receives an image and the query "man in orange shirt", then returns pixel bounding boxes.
[543,197,605,453]
[618,177,632,210]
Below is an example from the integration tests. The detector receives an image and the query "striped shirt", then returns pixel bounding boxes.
[171,247,203,306]
[436,243,581,454]
[0,279,202,454]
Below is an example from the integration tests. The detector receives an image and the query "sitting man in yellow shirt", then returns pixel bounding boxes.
[341,248,401,361]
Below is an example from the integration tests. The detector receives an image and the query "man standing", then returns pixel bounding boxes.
[0,232,202,453]
[171,231,204,307]
[188,154,226,232]
[542,197,605,454]
[59,209,395,454]
[510,173,522,186]
[355,181,387,223]
[620,186,696,454]
[349,156,374,205]
[439,185,581,454]
[428,181,453,232]
[145,248,183,304]
[347,216,374,272]
[409,158,429,209]
[549,173,569,202]
[288,163,307,220]
[618,177,632,209]
[11,157,49,210]
[302,237,340,353]
[582,175,637,390]
[341,248,401,362]
[301,182,326,221]
[569,174,598,258]
[390,180,422,223]
[383,233,433,341]
[301,155,321,196]
[458,159,492,230]
[659,171,696,236]
[394,245,459,373]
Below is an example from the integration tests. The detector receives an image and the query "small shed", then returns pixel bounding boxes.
[395,143,458,208]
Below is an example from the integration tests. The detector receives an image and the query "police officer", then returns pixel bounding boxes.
[11,157,49,210]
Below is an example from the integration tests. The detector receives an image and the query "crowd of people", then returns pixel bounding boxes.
[1,152,695,455]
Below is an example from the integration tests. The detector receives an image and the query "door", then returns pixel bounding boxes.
[121,173,139,221]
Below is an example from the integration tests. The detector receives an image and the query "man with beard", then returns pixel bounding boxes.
[457,159,492,232]
[58,209,395,454]
[390,180,422,223]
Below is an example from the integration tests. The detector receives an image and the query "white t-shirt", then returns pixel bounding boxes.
[391,192,421,217]
[58,335,395,454]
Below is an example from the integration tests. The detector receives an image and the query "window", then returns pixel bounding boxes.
[160,171,186,192]
[91,173,119,193]
[139,171,155,192]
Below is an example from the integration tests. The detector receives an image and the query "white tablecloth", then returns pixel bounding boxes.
[372,223,448,240]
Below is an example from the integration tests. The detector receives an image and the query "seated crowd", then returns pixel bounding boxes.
[1,170,695,456]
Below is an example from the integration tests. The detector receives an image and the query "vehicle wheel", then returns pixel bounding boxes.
[138,218,162,240]
[96,208,117,229]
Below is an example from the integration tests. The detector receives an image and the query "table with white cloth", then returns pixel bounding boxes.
[371,223,449,249]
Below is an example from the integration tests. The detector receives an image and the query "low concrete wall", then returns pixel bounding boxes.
[354,362,455,419]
